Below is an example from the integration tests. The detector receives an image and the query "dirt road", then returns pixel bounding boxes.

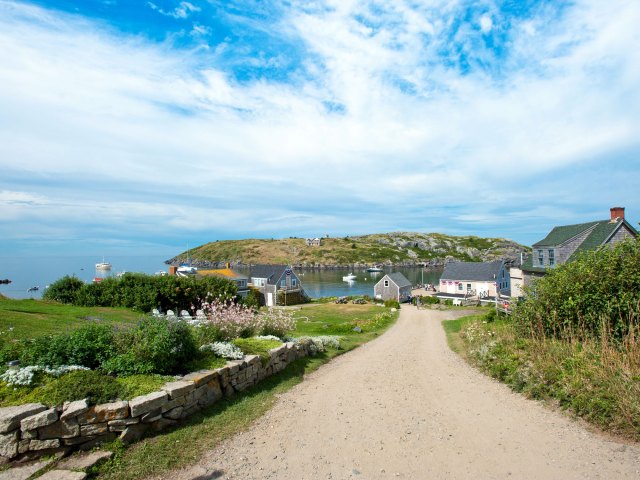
[167,306,640,480]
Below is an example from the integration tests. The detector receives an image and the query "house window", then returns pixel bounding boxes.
[253,278,265,287]
[467,283,472,292]
[458,283,463,291]
[238,280,245,288]
[384,280,389,287]
[537,249,544,266]
[548,249,555,266]
[280,279,286,287]
[292,278,297,287]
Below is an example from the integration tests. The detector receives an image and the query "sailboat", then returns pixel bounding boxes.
[176,245,197,276]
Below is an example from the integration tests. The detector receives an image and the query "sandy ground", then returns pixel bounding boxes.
[161,306,640,480]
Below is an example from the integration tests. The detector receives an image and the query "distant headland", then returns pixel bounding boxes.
[165,232,529,269]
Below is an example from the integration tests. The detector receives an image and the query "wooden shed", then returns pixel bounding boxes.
[374,273,412,302]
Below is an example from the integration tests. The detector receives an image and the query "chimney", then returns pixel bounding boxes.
[169,266,177,276]
[610,207,625,222]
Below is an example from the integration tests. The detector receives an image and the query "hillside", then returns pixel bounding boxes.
[166,232,529,269]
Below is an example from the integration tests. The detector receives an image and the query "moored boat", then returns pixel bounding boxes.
[367,265,384,272]
[342,273,357,281]
[96,257,112,270]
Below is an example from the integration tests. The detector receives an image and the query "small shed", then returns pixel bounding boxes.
[374,272,412,302]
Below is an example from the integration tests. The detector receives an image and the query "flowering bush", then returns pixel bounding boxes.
[200,342,244,360]
[1,365,90,387]
[254,308,296,337]
[255,335,282,342]
[198,300,256,340]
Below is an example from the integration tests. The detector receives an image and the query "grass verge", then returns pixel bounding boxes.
[443,311,640,441]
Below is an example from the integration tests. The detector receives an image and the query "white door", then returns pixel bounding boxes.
[267,292,274,307]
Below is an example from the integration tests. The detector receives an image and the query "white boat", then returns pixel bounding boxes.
[176,264,197,276]
[95,258,112,270]
[342,273,357,281]
[367,266,383,272]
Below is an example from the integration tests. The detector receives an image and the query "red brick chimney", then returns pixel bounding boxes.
[610,207,625,222]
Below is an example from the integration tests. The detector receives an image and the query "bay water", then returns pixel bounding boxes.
[0,255,441,300]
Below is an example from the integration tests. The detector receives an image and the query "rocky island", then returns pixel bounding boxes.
[166,232,529,269]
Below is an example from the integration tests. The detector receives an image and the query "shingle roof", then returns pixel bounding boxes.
[440,261,504,281]
[248,265,295,285]
[387,272,412,288]
[568,221,638,261]
[532,221,601,247]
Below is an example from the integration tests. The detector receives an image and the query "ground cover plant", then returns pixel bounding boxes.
[444,239,640,440]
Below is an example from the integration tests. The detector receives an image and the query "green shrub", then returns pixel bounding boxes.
[384,299,400,309]
[232,338,282,363]
[514,238,640,340]
[19,323,115,369]
[42,275,85,304]
[103,318,197,376]
[484,309,497,323]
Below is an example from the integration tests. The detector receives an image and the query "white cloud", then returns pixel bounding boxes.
[0,0,639,251]
[147,1,200,19]
[479,14,493,34]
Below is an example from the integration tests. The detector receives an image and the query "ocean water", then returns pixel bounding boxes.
[0,255,442,300]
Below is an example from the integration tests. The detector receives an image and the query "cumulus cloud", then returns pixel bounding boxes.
[147,1,200,19]
[0,0,639,253]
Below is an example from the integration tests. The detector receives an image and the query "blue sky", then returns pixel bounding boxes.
[1,0,639,256]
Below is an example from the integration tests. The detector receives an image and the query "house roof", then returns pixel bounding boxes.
[532,218,638,248]
[198,268,248,280]
[384,272,412,288]
[249,265,297,284]
[440,261,504,281]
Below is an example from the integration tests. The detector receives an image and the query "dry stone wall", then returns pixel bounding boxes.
[0,341,309,464]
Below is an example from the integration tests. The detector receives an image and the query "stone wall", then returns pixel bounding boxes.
[0,341,309,464]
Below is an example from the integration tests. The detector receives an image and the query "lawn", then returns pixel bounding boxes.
[0,297,141,339]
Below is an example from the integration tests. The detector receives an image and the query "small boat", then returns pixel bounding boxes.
[96,257,112,270]
[0,279,11,284]
[27,286,39,292]
[342,273,357,281]
[367,266,384,272]
[176,265,197,276]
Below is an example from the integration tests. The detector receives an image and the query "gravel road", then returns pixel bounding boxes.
[162,306,640,480]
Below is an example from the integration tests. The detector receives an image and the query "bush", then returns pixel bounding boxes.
[19,323,115,369]
[42,276,84,304]
[514,238,640,340]
[384,299,400,309]
[103,317,197,375]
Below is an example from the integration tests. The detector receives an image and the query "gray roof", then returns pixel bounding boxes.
[248,265,296,285]
[385,272,412,288]
[440,261,504,282]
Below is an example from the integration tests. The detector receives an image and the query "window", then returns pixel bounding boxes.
[548,249,555,266]
[280,279,286,287]
[238,280,245,288]
[458,283,463,291]
[467,283,472,292]
[292,278,297,287]
[384,280,389,287]
[537,249,544,266]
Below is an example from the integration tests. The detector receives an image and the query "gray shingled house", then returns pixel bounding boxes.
[517,207,638,289]
[374,272,412,302]
[248,265,307,306]
[438,260,509,300]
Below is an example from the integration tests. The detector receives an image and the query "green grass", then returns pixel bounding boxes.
[0,297,141,339]
[92,303,398,480]
[444,312,640,441]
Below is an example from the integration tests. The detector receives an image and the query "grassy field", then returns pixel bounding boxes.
[94,302,399,480]
[0,297,142,339]
[443,311,640,441]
